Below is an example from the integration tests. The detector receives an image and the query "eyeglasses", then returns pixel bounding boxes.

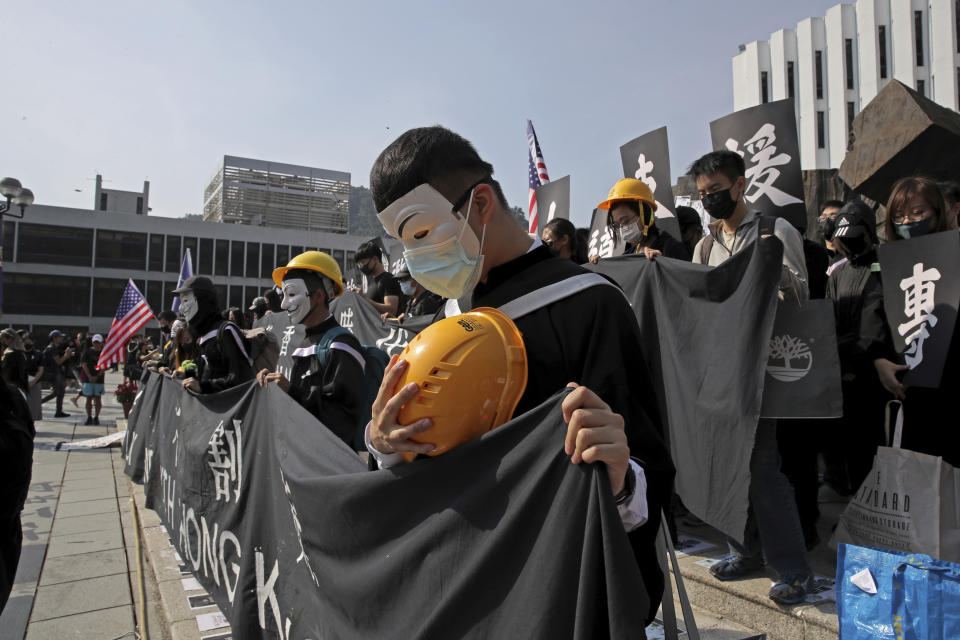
[891,208,931,224]
[610,212,639,230]
[450,178,491,213]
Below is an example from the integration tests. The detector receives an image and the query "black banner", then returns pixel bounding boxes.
[329,291,432,356]
[878,231,960,388]
[123,374,649,639]
[586,208,624,260]
[760,299,843,418]
[534,175,570,237]
[619,127,682,240]
[589,238,783,541]
[710,99,806,231]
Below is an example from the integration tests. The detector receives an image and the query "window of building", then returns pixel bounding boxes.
[333,249,345,273]
[847,101,856,135]
[260,244,274,280]
[165,236,181,272]
[199,238,213,275]
[787,61,795,99]
[136,196,143,215]
[817,111,826,149]
[276,245,289,268]
[99,193,108,211]
[291,245,304,257]
[214,284,228,308]
[5,273,90,316]
[230,241,244,277]
[215,239,229,276]
[917,79,926,96]
[2,221,14,262]
[183,237,198,271]
[17,223,93,266]
[95,230,147,270]
[246,242,260,278]
[879,26,888,79]
[146,281,163,316]
[845,38,855,90]
[149,234,164,271]
[915,10,924,66]
[229,284,243,309]
[760,71,769,103]
[815,50,824,99]
[244,286,260,309]
[93,278,145,317]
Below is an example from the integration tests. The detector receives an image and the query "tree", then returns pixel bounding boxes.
[768,334,811,369]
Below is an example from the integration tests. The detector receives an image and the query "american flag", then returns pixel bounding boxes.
[97,279,155,370]
[526,119,550,235]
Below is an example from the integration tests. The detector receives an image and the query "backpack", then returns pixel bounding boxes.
[698,214,777,264]
[315,325,392,449]
[216,322,280,374]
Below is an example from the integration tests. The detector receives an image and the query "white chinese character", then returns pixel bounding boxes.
[207,419,243,503]
[588,227,615,259]
[340,307,354,329]
[897,262,941,368]
[635,153,657,193]
[278,325,296,358]
[725,123,803,207]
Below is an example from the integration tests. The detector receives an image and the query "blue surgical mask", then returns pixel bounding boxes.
[894,217,935,240]
[399,280,416,296]
[402,187,485,299]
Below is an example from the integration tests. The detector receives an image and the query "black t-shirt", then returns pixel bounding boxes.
[42,345,62,379]
[82,349,105,384]
[404,291,445,318]
[365,272,401,304]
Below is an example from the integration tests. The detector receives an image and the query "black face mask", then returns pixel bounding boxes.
[358,262,375,276]
[543,239,557,256]
[818,217,837,242]
[836,234,868,259]
[24,343,33,351]
[702,187,738,220]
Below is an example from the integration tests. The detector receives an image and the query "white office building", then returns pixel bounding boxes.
[732,0,960,170]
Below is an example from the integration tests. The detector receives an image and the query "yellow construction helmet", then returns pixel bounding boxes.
[596,178,658,212]
[272,251,345,297]
[395,307,527,458]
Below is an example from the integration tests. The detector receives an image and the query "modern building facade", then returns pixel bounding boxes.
[2,203,366,339]
[203,155,350,233]
[93,174,150,215]
[732,0,960,170]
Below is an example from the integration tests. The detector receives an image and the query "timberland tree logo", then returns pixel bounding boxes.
[766,334,813,382]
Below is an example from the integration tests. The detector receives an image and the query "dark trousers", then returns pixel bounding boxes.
[0,432,32,613]
[41,375,65,414]
[777,419,821,543]
[822,378,886,495]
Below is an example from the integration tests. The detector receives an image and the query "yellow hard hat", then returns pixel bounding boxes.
[272,251,344,297]
[395,307,528,458]
[596,178,658,212]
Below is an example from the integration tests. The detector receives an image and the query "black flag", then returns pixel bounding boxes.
[619,127,681,240]
[586,208,624,260]
[710,99,806,231]
[534,175,570,237]
[878,231,960,388]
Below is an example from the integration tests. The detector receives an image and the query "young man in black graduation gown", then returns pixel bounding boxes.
[363,126,674,629]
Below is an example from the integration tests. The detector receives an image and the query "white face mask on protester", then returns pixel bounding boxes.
[179,291,199,322]
[399,280,416,297]
[281,278,312,325]
[620,221,643,244]
[377,183,486,300]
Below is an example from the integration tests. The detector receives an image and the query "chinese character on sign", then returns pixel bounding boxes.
[635,154,657,193]
[279,325,296,358]
[588,228,615,259]
[725,123,803,207]
[339,307,354,329]
[208,419,243,503]
[897,262,941,368]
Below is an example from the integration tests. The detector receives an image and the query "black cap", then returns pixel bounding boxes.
[49,329,65,338]
[832,199,876,243]
[172,275,216,297]
[675,205,701,228]
[249,296,268,312]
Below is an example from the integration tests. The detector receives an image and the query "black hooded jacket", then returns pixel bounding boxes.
[189,299,255,394]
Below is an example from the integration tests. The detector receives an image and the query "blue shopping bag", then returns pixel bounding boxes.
[837,544,960,639]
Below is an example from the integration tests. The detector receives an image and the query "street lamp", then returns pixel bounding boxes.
[0,177,34,218]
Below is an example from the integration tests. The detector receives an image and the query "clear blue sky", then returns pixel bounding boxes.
[6,0,840,229]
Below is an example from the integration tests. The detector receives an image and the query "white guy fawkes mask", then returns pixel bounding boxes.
[281,278,312,325]
[376,183,485,299]
[179,291,199,322]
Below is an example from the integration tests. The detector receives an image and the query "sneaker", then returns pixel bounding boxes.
[54,412,70,418]
[84,417,94,426]
[93,417,100,426]
[709,553,765,581]
[769,574,813,605]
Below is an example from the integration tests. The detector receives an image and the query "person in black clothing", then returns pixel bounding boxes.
[80,335,105,426]
[395,267,445,322]
[599,178,691,262]
[175,276,255,394]
[366,126,674,629]
[1,329,28,396]
[41,330,73,417]
[0,381,33,612]
[258,252,366,448]
[816,199,844,258]
[676,205,704,258]
[154,310,178,370]
[19,331,44,420]
[353,241,401,316]
[542,218,588,264]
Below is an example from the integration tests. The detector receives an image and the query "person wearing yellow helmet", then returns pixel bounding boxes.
[366,126,674,627]
[257,251,365,447]
[596,178,691,262]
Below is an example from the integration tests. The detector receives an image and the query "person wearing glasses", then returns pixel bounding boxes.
[597,178,691,262]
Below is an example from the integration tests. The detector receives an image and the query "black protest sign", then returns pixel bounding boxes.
[620,127,681,240]
[760,299,843,418]
[878,231,960,388]
[252,313,304,382]
[588,237,783,543]
[383,237,406,275]
[124,375,650,639]
[534,175,570,237]
[710,99,806,230]
[329,290,432,357]
[586,208,624,260]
